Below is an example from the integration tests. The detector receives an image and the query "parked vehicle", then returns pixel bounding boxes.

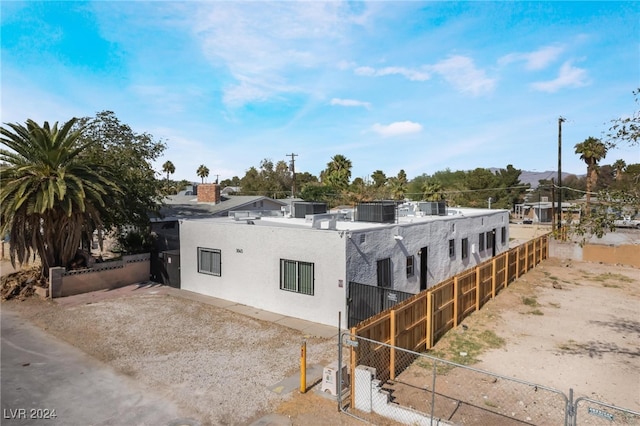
[614,216,640,229]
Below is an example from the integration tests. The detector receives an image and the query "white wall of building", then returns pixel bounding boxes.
[346,211,510,293]
[179,219,347,327]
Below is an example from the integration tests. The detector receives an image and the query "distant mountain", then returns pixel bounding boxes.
[489,168,582,189]
[518,170,582,188]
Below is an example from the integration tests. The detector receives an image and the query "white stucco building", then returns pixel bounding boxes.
[179,202,509,328]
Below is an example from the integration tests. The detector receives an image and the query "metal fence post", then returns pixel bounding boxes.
[390,309,396,380]
[567,388,574,426]
[338,332,343,412]
[430,359,437,425]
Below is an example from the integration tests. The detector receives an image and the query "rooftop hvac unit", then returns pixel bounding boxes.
[418,201,447,216]
[293,202,327,218]
[355,201,396,223]
[321,361,349,396]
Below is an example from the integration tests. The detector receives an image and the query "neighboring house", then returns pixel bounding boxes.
[179,201,510,328]
[514,200,579,224]
[150,184,287,286]
[220,186,241,196]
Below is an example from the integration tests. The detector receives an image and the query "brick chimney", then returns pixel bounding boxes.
[197,183,221,204]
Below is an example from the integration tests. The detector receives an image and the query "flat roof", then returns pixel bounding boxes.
[182,207,507,232]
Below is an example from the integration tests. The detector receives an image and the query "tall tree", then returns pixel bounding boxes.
[371,170,387,188]
[422,180,444,201]
[1,118,122,276]
[162,161,175,181]
[388,169,408,200]
[613,159,627,182]
[76,111,166,230]
[197,164,210,183]
[575,137,607,212]
[321,154,352,190]
[238,159,292,198]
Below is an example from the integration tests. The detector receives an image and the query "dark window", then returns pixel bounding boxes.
[461,238,469,259]
[487,231,494,250]
[406,255,414,277]
[198,248,221,276]
[478,233,485,252]
[448,239,455,258]
[501,227,506,245]
[360,234,366,244]
[280,259,314,295]
[377,258,392,287]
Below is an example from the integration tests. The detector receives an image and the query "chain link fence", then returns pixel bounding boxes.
[337,332,639,426]
[573,396,640,425]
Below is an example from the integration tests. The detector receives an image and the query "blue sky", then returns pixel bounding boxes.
[2,1,638,183]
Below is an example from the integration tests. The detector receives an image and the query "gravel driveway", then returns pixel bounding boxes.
[4,292,338,425]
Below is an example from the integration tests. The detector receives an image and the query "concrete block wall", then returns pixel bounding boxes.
[49,253,150,298]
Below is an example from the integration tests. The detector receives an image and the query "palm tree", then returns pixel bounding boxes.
[389,169,408,200]
[197,164,210,183]
[575,137,608,212]
[613,159,627,182]
[0,118,122,276]
[322,154,352,190]
[162,160,175,181]
[422,181,444,201]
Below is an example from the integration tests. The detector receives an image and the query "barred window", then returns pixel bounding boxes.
[461,238,469,259]
[406,255,415,277]
[198,248,221,276]
[501,226,506,245]
[448,239,455,258]
[478,232,485,252]
[280,259,314,295]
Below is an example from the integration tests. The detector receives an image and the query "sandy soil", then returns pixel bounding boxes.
[384,257,639,425]
[476,258,639,409]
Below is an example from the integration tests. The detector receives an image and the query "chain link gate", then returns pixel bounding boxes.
[338,332,570,425]
[571,394,640,425]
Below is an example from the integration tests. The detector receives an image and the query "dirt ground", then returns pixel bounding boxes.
[382,256,639,425]
[2,243,639,425]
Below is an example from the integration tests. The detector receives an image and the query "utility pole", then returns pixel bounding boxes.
[286,153,298,198]
[214,174,220,184]
[557,116,566,233]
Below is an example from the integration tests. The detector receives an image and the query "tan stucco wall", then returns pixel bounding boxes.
[582,244,640,268]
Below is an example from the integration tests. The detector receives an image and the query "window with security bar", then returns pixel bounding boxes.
[461,237,469,259]
[198,247,221,276]
[406,255,414,277]
[280,259,314,295]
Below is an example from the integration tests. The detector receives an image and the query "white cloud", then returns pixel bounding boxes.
[330,98,371,108]
[189,2,371,107]
[530,61,590,93]
[499,45,564,70]
[428,55,496,96]
[354,65,430,81]
[372,121,423,137]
